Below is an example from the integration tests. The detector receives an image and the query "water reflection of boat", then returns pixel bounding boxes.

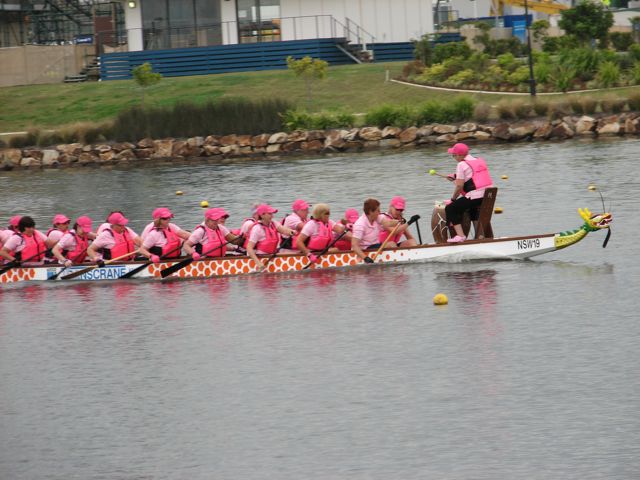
[0,209,612,284]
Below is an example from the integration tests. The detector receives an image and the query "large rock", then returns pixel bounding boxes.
[95,144,112,153]
[459,122,477,133]
[203,145,222,156]
[454,131,475,142]
[343,140,364,151]
[137,138,154,148]
[324,130,346,150]
[79,152,98,164]
[251,134,270,147]
[342,128,360,141]
[152,139,173,158]
[417,125,434,138]
[20,157,40,168]
[187,136,204,147]
[2,148,22,168]
[435,133,456,143]
[134,148,153,159]
[380,138,401,148]
[99,150,116,162]
[533,123,553,139]
[472,131,492,141]
[204,135,220,146]
[575,116,596,135]
[41,149,60,166]
[597,121,621,135]
[492,123,512,141]
[399,126,418,143]
[358,126,382,141]
[23,148,43,160]
[236,135,252,147]
[302,140,323,152]
[57,143,83,155]
[381,126,401,138]
[112,142,136,152]
[266,144,282,154]
[306,130,326,141]
[172,140,188,156]
[549,122,575,139]
[219,134,237,145]
[219,145,240,155]
[433,124,458,134]
[116,149,137,161]
[282,141,303,152]
[510,122,537,140]
[624,117,638,134]
[287,130,308,142]
[58,154,78,164]
[268,132,287,144]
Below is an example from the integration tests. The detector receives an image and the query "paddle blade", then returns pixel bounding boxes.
[118,262,151,279]
[160,258,193,278]
[0,262,18,276]
[603,228,611,248]
[60,265,96,281]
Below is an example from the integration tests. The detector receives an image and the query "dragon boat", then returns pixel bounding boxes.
[0,208,612,285]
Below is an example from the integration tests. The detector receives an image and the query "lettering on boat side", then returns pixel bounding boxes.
[54,266,129,280]
[517,238,541,250]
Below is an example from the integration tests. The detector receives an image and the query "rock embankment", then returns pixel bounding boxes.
[1,114,637,170]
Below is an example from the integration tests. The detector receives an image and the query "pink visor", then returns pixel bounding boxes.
[256,204,278,216]
[390,196,406,210]
[107,212,129,226]
[448,143,469,155]
[292,199,310,211]
[344,208,360,223]
[53,214,70,225]
[205,208,229,221]
[9,215,21,228]
[75,216,93,232]
[152,207,174,220]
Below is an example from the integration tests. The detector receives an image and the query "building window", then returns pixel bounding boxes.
[236,0,281,44]
[141,0,221,50]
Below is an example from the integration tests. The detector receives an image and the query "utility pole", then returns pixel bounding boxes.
[524,0,536,96]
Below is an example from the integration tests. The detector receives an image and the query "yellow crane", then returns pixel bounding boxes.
[491,0,570,16]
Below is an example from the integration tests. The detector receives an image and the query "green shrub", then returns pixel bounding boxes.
[629,44,640,62]
[8,128,40,148]
[441,56,467,77]
[466,52,491,72]
[496,101,516,119]
[610,32,634,52]
[447,97,475,121]
[482,64,507,88]
[497,52,517,72]
[364,104,414,128]
[559,47,600,82]
[280,110,355,131]
[414,97,474,124]
[551,64,576,92]
[433,41,472,64]
[443,69,476,87]
[534,61,553,85]
[417,63,448,83]
[413,35,433,66]
[628,92,640,111]
[507,66,530,86]
[595,61,621,88]
[402,60,425,79]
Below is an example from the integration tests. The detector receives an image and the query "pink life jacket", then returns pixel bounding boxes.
[62,231,89,263]
[195,224,227,257]
[149,226,182,258]
[334,223,353,251]
[306,219,333,251]
[282,213,306,249]
[249,222,280,254]
[462,157,493,194]
[378,212,403,244]
[102,227,136,261]
[14,231,45,262]
[241,218,257,249]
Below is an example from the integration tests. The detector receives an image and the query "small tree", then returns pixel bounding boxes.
[286,56,328,107]
[132,62,162,106]
[558,1,613,47]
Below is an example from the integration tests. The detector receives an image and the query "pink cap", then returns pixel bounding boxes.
[344,208,360,223]
[390,196,406,210]
[9,215,21,228]
[75,216,93,233]
[205,208,229,221]
[152,207,174,220]
[53,214,70,225]
[292,199,310,211]
[107,212,129,226]
[256,204,278,216]
[448,143,469,155]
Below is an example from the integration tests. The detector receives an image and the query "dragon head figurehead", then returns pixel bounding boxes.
[579,208,613,232]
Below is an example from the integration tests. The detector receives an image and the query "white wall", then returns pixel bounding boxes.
[280,0,434,43]
[221,0,239,44]
[121,0,143,51]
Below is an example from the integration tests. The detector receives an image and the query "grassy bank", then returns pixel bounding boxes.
[1,61,638,136]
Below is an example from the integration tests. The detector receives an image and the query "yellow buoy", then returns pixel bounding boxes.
[200,200,209,208]
[429,169,437,175]
[588,184,597,191]
[501,175,508,180]
[433,293,448,305]
[494,207,503,214]
[176,190,184,195]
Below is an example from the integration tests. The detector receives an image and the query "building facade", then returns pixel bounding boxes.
[121,0,434,51]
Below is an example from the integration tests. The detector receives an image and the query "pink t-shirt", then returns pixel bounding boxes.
[57,230,81,252]
[352,214,385,248]
[458,155,487,200]
[301,219,335,239]
[141,222,186,239]
[188,223,230,245]
[2,230,48,253]
[46,229,66,244]
[248,221,281,254]
[91,227,139,250]
[239,218,257,236]
[142,224,185,249]
[283,213,305,234]
[0,229,12,245]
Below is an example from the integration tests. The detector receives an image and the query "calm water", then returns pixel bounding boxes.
[1,140,638,479]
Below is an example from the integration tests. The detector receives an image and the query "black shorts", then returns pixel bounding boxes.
[445,197,483,225]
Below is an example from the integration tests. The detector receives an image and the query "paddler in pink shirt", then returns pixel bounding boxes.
[87,212,149,264]
[0,216,51,265]
[351,198,399,264]
[333,208,359,251]
[51,216,94,267]
[140,207,190,260]
[184,207,242,260]
[0,216,21,249]
[296,203,343,263]
[246,204,296,272]
[45,214,72,262]
[379,196,418,248]
[281,199,310,251]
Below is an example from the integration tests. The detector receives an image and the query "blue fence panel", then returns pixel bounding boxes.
[101,38,353,80]
[370,42,414,62]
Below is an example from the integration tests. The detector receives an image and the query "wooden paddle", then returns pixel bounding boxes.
[160,239,235,279]
[47,247,89,281]
[0,249,46,276]
[60,250,140,281]
[118,244,183,279]
[302,230,347,270]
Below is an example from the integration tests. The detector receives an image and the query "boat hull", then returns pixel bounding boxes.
[0,234,558,284]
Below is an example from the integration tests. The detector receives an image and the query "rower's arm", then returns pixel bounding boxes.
[246,242,265,271]
[451,178,465,200]
[351,237,367,261]
[225,232,243,245]
[0,247,15,262]
[296,234,311,256]
[183,240,196,256]
[276,224,296,236]
[86,243,99,262]
[51,244,68,264]
[138,245,153,260]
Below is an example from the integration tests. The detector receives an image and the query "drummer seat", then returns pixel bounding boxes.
[473,187,498,239]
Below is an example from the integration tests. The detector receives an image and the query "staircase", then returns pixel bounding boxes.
[331,17,375,64]
[64,55,100,82]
